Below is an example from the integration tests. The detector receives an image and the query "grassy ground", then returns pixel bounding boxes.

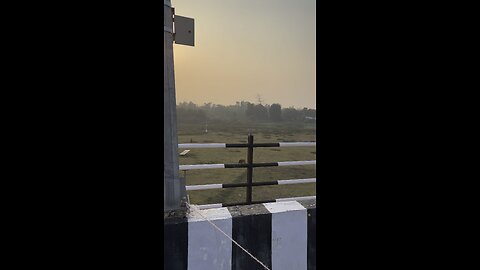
[177,122,316,205]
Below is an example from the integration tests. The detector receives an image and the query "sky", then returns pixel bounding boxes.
[172,0,316,109]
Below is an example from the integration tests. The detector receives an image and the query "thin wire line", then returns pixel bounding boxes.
[186,203,271,270]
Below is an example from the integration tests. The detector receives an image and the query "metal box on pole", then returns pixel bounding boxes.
[174,15,195,46]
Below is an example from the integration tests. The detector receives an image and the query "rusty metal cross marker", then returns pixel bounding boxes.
[164,0,194,211]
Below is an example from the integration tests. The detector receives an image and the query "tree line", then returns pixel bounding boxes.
[176,101,316,124]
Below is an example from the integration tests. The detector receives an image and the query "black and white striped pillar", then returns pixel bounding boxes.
[164,199,316,270]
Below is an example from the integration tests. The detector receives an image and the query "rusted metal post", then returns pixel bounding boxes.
[246,134,254,204]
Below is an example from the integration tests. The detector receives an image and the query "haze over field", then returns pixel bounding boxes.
[173,0,316,109]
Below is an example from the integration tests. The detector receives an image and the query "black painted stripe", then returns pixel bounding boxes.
[249,199,276,204]
[307,207,316,270]
[224,163,249,168]
[250,180,279,186]
[299,199,316,270]
[164,217,188,270]
[229,204,272,270]
[225,143,248,148]
[224,162,279,168]
[225,143,280,148]
[251,143,280,147]
[252,162,279,168]
[222,200,276,207]
[222,181,278,188]
[222,202,249,207]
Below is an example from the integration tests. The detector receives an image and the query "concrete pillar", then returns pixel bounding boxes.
[164,0,186,211]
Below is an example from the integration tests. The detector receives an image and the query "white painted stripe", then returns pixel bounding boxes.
[188,207,232,270]
[277,178,316,185]
[276,196,316,202]
[186,184,223,191]
[164,26,173,33]
[186,179,315,191]
[278,142,316,147]
[178,143,226,149]
[264,201,307,270]
[179,142,315,149]
[179,164,225,170]
[277,160,316,166]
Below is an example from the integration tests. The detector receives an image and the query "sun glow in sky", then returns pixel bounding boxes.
[172,0,316,109]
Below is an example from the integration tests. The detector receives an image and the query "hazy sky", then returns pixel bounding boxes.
[172,0,316,109]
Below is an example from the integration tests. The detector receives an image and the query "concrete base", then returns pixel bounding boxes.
[164,199,316,270]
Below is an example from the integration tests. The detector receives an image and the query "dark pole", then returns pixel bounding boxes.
[246,134,254,204]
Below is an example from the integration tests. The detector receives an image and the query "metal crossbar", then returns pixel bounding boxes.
[180,134,316,205]
[178,142,316,149]
[186,178,316,191]
[179,160,316,171]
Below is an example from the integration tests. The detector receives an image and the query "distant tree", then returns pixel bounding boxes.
[253,104,269,122]
[233,101,248,122]
[269,103,282,122]
[302,107,308,117]
[245,102,255,121]
[201,102,212,110]
[282,107,300,122]
[211,104,232,121]
[178,100,305,124]
[176,107,206,124]
[306,109,316,118]
[177,101,197,110]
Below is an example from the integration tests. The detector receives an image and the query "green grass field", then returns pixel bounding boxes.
[177,122,316,205]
